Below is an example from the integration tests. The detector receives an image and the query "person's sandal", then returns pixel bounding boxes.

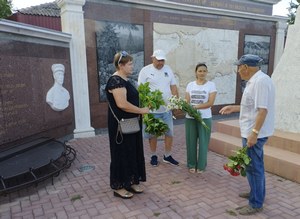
[130,184,144,193]
[113,189,133,199]
[189,168,196,173]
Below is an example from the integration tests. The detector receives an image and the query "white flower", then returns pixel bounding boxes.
[167,96,182,110]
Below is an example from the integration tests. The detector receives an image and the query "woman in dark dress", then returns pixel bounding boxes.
[105,51,149,199]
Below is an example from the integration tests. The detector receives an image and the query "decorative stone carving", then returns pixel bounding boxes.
[46,64,70,111]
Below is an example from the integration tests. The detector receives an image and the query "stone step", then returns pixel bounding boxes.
[268,130,300,154]
[213,119,300,155]
[213,119,240,138]
[210,132,300,183]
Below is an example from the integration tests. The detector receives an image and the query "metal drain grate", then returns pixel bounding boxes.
[78,164,95,173]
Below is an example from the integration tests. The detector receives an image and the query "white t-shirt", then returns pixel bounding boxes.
[138,64,177,113]
[185,81,217,119]
[239,70,275,138]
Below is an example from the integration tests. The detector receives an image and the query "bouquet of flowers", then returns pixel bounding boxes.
[167,96,209,130]
[138,82,169,137]
[223,147,251,177]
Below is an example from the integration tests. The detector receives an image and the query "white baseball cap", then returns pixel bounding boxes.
[151,49,167,60]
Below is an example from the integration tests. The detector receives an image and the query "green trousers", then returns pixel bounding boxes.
[185,118,212,171]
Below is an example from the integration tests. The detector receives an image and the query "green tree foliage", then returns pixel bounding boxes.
[0,0,12,19]
[288,0,299,25]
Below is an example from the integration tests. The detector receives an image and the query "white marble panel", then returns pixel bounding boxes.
[153,23,239,105]
[271,8,300,133]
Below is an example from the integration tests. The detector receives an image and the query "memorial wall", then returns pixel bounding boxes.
[153,22,239,105]
[0,29,74,151]
[83,0,277,128]
[0,0,282,146]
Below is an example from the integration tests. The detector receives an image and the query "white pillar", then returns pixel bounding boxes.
[273,20,287,68]
[56,0,95,138]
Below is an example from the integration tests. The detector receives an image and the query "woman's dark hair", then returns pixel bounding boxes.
[114,51,133,69]
[195,62,207,72]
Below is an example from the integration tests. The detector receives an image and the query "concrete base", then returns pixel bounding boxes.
[210,119,300,183]
[73,128,95,138]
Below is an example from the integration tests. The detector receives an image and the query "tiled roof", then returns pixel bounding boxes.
[17,2,60,17]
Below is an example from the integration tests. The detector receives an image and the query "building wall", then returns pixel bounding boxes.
[5,1,280,131]
[0,21,73,151]
[9,14,61,31]
[83,1,277,128]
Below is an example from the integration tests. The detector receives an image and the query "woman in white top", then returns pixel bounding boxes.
[185,63,217,173]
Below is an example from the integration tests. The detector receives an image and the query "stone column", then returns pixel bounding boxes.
[56,0,95,138]
[272,9,300,133]
[273,20,287,68]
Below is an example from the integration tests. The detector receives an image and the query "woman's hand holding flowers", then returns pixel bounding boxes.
[138,82,169,137]
[167,96,209,130]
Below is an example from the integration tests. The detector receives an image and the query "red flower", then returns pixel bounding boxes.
[223,147,251,177]
[231,171,240,176]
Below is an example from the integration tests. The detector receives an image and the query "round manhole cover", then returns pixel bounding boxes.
[78,164,95,173]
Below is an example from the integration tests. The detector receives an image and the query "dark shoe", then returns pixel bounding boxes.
[129,184,143,193]
[239,192,250,199]
[163,155,179,166]
[238,205,263,215]
[113,189,133,199]
[150,155,158,166]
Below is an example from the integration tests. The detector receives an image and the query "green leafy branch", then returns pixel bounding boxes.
[138,82,165,110]
[143,114,169,137]
[138,82,169,137]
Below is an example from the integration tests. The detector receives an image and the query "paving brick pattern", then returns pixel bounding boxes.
[1,121,300,219]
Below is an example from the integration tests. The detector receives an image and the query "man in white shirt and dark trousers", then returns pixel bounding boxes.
[219,54,275,215]
[138,50,179,167]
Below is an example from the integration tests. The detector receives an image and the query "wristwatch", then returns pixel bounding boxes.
[252,129,259,135]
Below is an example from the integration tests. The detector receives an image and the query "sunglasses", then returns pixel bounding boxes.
[118,51,128,65]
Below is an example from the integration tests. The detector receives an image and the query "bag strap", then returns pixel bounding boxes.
[108,102,123,144]
[108,102,120,122]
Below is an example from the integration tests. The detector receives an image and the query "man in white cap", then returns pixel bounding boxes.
[138,49,179,167]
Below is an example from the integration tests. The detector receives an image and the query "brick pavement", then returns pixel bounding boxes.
[1,120,300,219]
